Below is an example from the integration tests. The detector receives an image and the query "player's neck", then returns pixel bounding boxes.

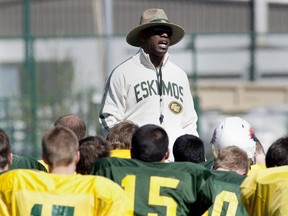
[49,164,76,175]
[215,167,230,172]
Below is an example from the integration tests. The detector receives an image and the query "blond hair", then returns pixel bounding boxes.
[106,120,139,149]
[213,146,249,175]
[42,126,78,167]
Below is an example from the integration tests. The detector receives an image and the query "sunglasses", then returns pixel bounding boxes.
[146,26,173,37]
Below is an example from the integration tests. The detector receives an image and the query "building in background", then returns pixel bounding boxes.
[0,0,288,157]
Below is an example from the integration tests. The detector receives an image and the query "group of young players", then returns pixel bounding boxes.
[1,114,288,215]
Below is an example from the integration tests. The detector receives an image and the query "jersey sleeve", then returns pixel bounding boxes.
[189,168,214,215]
[240,173,258,215]
[0,186,11,216]
[240,166,288,216]
[94,176,128,215]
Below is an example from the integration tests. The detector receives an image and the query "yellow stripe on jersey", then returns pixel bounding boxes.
[247,163,266,175]
[111,149,131,159]
[0,169,127,216]
[38,159,49,171]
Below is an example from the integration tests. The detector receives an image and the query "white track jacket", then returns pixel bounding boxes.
[99,48,198,161]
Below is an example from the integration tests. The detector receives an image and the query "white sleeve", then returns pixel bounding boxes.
[181,74,199,136]
[99,69,126,133]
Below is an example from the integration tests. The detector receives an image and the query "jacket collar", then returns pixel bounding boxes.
[139,48,169,69]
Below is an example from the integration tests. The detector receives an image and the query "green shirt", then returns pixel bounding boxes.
[200,159,214,169]
[201,160,248,216]
[9,155,47,172]
[90,157,213,216]
[207,170,248,216]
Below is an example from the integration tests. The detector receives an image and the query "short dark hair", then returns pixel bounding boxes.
[131,124,168,162]
[173,134,205,163]
[76,136,111,174]
[266,136,288,168]
[0,129,11,169]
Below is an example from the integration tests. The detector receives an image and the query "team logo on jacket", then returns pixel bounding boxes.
[169,101,182,114]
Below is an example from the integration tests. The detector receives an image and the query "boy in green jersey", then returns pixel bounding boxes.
[173,134,205,163]
[0,129,47,173]
[90,124,213,216]
[204,146,249,216]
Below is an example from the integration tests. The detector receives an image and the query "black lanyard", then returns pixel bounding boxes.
[157,67,164,124]
[157,67,163,96]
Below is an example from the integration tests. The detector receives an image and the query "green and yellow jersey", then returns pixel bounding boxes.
[204,170,248,216]
[89,157,213,216]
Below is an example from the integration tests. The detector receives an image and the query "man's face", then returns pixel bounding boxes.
[140,26,172,57]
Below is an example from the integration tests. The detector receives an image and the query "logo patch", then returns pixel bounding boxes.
[169,101,182,114]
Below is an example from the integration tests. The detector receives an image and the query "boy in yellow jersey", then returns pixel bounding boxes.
[0,126,127,216]
[241,136,288,216]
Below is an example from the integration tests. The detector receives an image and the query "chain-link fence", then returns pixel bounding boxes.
[0,0,288,158]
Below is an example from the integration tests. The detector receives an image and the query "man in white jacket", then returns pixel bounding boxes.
[99,8,198,161]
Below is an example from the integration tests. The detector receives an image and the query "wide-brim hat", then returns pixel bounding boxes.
[126,8,185,47]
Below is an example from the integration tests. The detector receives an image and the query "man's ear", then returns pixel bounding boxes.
[164,148,170,160]
[75,150,80,164]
